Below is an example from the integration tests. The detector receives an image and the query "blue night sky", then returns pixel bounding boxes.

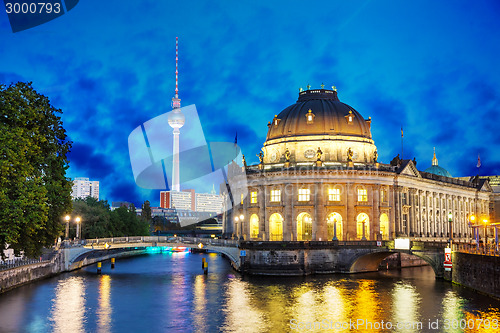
[1,1,500,207]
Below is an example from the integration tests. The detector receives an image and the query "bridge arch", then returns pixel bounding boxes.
[348,251,443,278]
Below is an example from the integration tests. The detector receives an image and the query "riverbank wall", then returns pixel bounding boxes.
[239,241,435,276]
[0,252,64,294]
[451,252,500,299]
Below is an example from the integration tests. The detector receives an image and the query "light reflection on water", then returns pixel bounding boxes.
[0,253,498,333]
[50,276,86,333]
[97,275,112,333]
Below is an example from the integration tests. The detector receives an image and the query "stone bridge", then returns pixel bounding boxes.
[63,236,241,271]
[63,237,448,278]
[239,240,449,278]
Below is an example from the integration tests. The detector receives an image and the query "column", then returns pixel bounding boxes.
[346,183,355,240]
[284,183,293,241]
[316,183,327,241]
[394,185,402,237]
[263,186,269,241]
[258,185,265,240]
[409,188,416,237]
[389,185,396,239]
[372,184,380,240]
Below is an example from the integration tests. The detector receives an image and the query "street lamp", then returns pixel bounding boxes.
[330,216,338,241]
[448,212,453,243]
[64,215,70,239]
[361,218,367,241]
[234,213,244,240]
[483,218,488,253]
[239,214,244,240]
[75,216,81,240]
[469,214,477,250]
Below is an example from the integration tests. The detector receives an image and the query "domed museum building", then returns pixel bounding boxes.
[223,87,493,242]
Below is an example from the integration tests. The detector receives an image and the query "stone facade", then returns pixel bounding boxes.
[222,88,494,242]
[225,162,492,242]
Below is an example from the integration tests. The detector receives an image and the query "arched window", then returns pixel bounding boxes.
[356,213,370,240]
[296,212,312,241]
[269,213,283,241]
[327,212,343,240]
[380,213,389,240]
[250,214,259,239]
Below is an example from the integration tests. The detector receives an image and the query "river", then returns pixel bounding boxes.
[0,251,498,333]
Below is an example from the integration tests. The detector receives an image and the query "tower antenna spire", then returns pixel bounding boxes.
[168,37,185,191]
[172,37,181,109]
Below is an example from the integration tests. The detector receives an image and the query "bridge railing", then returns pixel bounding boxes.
[453,243,499,257]
[82,236,239,248]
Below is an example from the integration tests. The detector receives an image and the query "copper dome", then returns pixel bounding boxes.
[265,89,372,142]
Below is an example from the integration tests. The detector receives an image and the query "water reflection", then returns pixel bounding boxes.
[222,278,266,333]
[321,283,348,324]
[50,276,86,333]
[392,282,420,332]
[193,275,207,332]
[0,254,498,333]
[352,280,381,331]
[97,275,112,333]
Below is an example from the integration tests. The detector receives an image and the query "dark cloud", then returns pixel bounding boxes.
[67,142,114,179]
[3,0,500,205]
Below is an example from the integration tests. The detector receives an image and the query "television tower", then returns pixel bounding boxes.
[168,37,184,191]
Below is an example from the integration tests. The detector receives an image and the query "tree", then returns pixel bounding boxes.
[0,82,72,257]
[141,200,152,222]
[73,197,112,239]
[71,197,149,238]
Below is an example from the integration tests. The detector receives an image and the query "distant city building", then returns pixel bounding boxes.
[196,192,224,213]
[150,207,180,223]
[111,201,132,211]
[160,188,223,213]
[160,190,194,211]
[71,177,99,200]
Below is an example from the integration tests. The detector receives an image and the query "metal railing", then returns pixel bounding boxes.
[83,236,239,248]
[453,243,500,257]
[0,257,45,272]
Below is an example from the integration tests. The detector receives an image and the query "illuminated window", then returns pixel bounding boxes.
[250,191,257,204]
[270,190,281,202]
[250,214,259,239]
[357,188,367,202]
[306,109,315,124]
[328,188,340,201]
[380,189,386,203]
[240,193,244,205]
[298,189,310,201]
[273,115,281,126]
[345,110,355,124]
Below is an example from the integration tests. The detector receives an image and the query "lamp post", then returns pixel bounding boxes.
[332,216,338,241]
[234,213,244,240]
[483,219,488,254]
[448,212,453,243]
[64,215,70,240]
[234,215,239,239]
[75,216,81,240]
[239,214,244,240]
[469,215,477,250]
[361,219,367,241]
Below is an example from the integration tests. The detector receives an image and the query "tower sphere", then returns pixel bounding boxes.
[168,109,185,129]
